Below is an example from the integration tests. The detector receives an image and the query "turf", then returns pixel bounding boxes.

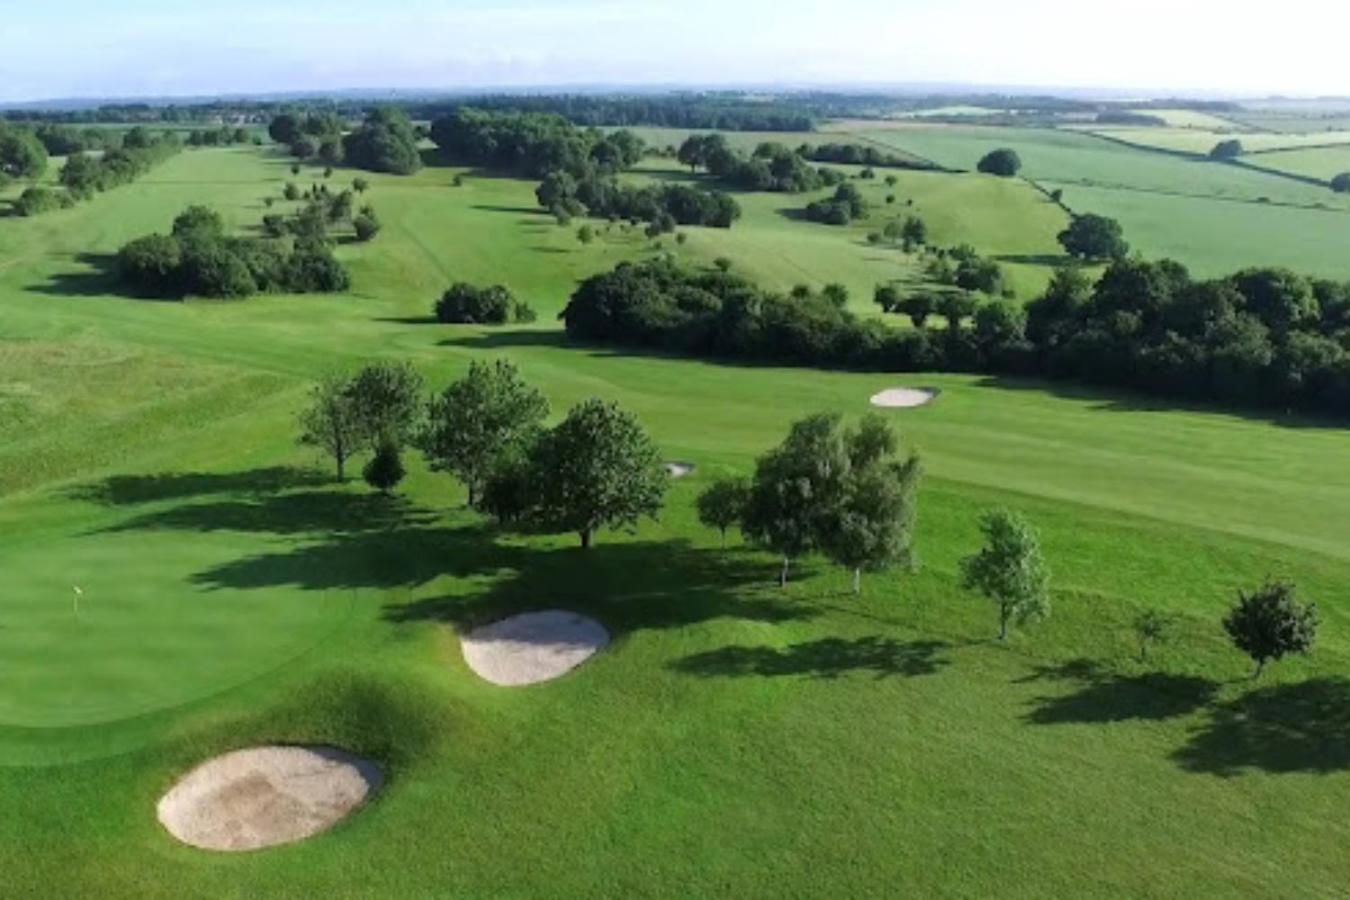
[1,146,1349,897]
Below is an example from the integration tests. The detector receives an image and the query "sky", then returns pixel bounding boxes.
[2,0,1347,102]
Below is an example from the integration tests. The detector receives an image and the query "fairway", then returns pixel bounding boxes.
[2,141,1349,898]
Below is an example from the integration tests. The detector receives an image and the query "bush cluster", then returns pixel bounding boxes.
[434,282,536,324]
[805,183,868,225]
[118,204,349,299]
[59,130,182,199]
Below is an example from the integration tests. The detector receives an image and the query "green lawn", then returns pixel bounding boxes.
[1,147,1349,897]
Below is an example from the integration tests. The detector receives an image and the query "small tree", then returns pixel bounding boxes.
[714,257,733,272]
[820,416,923,594]
[283,182,301,202]
[1331,172,1350,193]
[960,509,1050,640]
[1222,580,1317,678]
[417,359,548,507]
[1209,140,1244,160]
[901,216,927,251]
[696,477,750,548]
[977,149,1022,177]
[874,284,900,313]
[353,213,381,242]
[577,224,595,245]
[353,177,370,194]
[743,413,849,586]
[898,292,938,328]
[1133,609,1173,662]
[363,440,406,494]
[298,373,362,481]
[533,399,668,548]
[1058,213,1130,261]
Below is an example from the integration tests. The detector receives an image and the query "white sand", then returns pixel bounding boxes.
[665,461,696,478]
[870,387,938,409]
[157,746,381,852]
[461,610,609,686]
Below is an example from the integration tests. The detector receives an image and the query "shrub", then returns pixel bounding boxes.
[434,282,533,324]
[977,149,1022,177]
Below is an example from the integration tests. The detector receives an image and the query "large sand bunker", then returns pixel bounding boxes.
[157,746,381,851]
[461,610,609,686]
[870,387,938,409]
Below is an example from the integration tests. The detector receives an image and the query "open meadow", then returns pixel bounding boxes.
[1,141,1349,897]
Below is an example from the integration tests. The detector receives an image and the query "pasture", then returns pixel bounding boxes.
[1,143,1349,897]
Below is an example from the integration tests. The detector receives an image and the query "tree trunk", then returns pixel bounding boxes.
[1254,657,1266,679]
[336,453,346,482]
[579,530,592,550]
[852,568,861,595]
[779,556,790,588]
[998,607,1009,641]
[720,529,727,550]
[466,481,477,509]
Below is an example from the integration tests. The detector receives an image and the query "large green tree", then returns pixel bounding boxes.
[1223,580,1318,678]
[960,509,1051,640]
[347,361,424,449]
[418,360,548,507]
[0,125,48,181]
[977,148,1022,177]
[532,399,668,548]
[297,372,363,481]
[1058,213,1130,261]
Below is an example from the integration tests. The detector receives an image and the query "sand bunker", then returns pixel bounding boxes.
[461,610,609,686]
[665,461,696,478]
[870,387,938,409]
[157,746,381,851]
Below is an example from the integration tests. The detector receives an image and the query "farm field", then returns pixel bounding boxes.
[1242,146,1350,182]
[2,141,1349,898]
[1086,126,1350,155]
[1126,108,1249,130]
[829,121,1350,278]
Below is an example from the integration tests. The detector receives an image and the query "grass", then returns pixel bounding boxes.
[1087,126,1350,155]
[1242,146,1350,182]
[1,146,1349,896]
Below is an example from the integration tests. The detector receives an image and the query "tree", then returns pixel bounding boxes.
[938,292,978,330]
[268,114,301,146]
[898,292,938,328]
[1223,580,1317,678]
[1209,140,1244,160]
[352,177,370,194]
[977,149,1022,177]
[820,416,923,593]
[417,359,548,507]
[347,362,423,449]
[1058,214,1130,261]
[1332,172,1350,193]
[1133,610,1173,662]
[874,285,901,313]
[290,163,302,176]
[363,440,406,494]
[0,125,48,180]
[531,399,667,548]
[353,212,381,242]
[283,182,301,201]
[696,477,750,548]
[298,373,362,481]
[960,509,1050,640]
[577,224,596,245]
[743,413,850,586]
[901,215,927,251]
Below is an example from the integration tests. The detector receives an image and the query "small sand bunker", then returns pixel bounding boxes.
[462,610,609,687]
[157,746,381,851]
[870,387,938,409]
[665,461,696,478]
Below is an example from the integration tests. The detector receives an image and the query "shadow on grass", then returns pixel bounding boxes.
[993,253,1077,266]
[470,204,549,216]
[69,466,329,505]
[1018,659,1218,725]
[437,329,572,351]
[24,253,136,299]
[102,490,436,536]
[973,374,1350,431]
[1172,678,1350,776]
[669,636,950,680]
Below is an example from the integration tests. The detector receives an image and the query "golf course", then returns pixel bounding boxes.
[1,114,1348,898]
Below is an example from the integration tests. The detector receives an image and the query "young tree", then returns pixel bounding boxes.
[1222,580,1318,678]
[363,440,406,495]
[297,373,362,481]
[960,509,1050,640]
[743,413,850,586]
[1209,139,1244,160]
[353,176,370,194]
[901,215,928,251]
[417,359,548,507]
[347,361,424,449]
[696,477,750,548]
[577,224,595,245]
[821,416,923,594]
[1133,609,1173,662]
[532,399,668,548]
[874,284,901,313]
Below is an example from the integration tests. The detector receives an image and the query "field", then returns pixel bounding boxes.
[1126,108,1249,130]
[2,143,1349,897]
[1086,126,1350,155]
[824,121,1350,278]
[1243,146,1350,181]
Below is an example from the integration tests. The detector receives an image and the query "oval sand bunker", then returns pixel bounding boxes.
[870,387,938,409]
[665,461,696,478]
[157,746,381,851]
[462,610,609,687]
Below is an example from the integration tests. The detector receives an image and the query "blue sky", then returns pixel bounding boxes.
[2,0,1345,102]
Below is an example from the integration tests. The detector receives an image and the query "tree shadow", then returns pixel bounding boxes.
[973,374,1349,431]
[992,253,1077,266]
[437,329,571,351]
[1017,659,1218,725]
[100,490,435,537]
[669,636,950,680]
[373,315,439,325]
[470,204,548,216]
[68,466,329,505]
[1172,678,1350,776]
[382,540,816,636]
[24,253,138,299]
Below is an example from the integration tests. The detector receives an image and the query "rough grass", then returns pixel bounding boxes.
[1,146,1348,897]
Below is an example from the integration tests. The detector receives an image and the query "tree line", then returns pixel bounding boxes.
[9,127,183,217]
[560,257,1350,416]
[268,107,423,175]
